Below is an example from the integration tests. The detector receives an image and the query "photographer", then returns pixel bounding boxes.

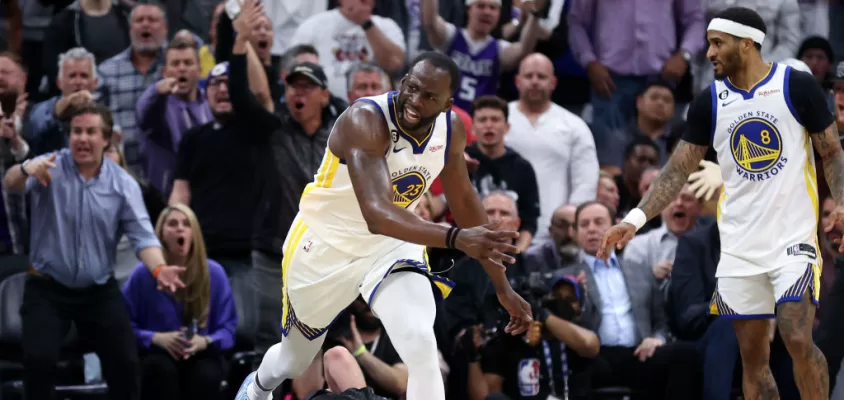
[322,298,409,399]
[465,274,598,400]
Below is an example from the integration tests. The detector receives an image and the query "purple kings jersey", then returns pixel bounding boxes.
[447,28,500,111]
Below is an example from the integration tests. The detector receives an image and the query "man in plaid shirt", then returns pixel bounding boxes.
[98,2,168,181]
[0,100,30,280]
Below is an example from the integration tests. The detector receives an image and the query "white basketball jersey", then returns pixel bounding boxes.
[711,62,819,277]
[298,91,453,256]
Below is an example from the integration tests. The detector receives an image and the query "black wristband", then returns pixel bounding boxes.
[446,227,461,249]
[19,161,29,176]
[446,226,457,249]
[361,20,374,30]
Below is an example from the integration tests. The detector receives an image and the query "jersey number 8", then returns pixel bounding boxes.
[760,130,771,145]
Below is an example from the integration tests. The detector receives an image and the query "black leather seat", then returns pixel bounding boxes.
[0,272,107,397]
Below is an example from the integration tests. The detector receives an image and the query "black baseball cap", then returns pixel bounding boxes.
[547,271,583,302]
[286,62,328,88]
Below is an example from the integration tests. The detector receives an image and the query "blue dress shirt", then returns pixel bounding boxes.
[25,149,161,288]
[583,252,638,347]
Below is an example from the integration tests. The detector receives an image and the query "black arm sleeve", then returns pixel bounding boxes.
[174,127,197,180]
[215,12,234,63]
[228,54,282,137]
[682,86,714,146]
[788,69,835,133]
[265,65,284,107]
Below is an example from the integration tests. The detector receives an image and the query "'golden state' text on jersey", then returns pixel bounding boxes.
[297,91,453,257]
[705,63,820,277]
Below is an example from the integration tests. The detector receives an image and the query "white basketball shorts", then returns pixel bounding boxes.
[709,261,820,318]
[279,216,454,341]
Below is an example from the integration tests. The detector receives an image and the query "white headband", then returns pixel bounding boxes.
[707,18,765,45]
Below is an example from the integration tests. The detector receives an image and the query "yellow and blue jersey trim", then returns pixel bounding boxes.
[723,62,776,100]
[387,91,435,154]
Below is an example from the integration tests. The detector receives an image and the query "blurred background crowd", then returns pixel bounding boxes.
[1,0,844,399]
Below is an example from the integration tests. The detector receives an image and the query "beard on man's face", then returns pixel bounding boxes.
[713,50,742,80]
[399,109,439,131]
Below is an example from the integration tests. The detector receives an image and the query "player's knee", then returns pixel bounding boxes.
[323,346,357,376]
[737,339,770,368]
[395,328,438,365]
[779,325,813,358]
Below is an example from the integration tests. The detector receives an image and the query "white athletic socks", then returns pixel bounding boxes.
[247,381,272,400]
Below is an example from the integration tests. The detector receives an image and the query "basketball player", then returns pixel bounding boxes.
[420,0,540,111]
[235,51,533,400]
[599,7,843,400]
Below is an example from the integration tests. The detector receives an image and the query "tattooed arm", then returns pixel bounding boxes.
[637,141,709,219]
[813,123,844,202]
[598,88,712,258]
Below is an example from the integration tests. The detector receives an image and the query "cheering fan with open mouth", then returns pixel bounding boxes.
[122,204,238,400]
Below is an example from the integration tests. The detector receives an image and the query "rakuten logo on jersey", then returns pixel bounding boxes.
[757,89,781,98]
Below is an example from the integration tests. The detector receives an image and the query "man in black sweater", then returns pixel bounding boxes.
[467,95,540,252]
[227,5,344,355]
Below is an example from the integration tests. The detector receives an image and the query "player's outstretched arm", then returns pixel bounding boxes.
[597,140,708,258]
[638,140,709,219]
[439,113,514,288]
[340,103,519,267]
[439,112,533,334]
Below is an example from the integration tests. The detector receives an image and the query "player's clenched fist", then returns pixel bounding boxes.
[597,223,636,259]
[454,221,520,267]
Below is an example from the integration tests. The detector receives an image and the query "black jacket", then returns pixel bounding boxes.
[465,143,540,236]
[668,220,720,340]
[41,0,131,96]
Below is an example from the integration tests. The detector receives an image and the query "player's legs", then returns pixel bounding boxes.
[773,263,829,400]
[369,271,443,400]
[244,326,326,400]
[734,319,780,399]
[713,273,779,399]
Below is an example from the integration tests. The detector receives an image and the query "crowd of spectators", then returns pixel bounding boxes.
[1,0,844,399]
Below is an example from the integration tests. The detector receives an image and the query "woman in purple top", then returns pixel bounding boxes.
[122,203,237,400]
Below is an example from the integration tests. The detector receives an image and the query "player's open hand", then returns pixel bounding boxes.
[825,204,844,252]
[597,223,636,259]
[455,221,520,267]
[497,288,532,335]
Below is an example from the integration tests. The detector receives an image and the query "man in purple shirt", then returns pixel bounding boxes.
[569,0,705,165]
[136,35,212,201]
[421,0,540,111]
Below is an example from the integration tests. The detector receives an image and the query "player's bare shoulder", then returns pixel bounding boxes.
[328,101,392,160]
